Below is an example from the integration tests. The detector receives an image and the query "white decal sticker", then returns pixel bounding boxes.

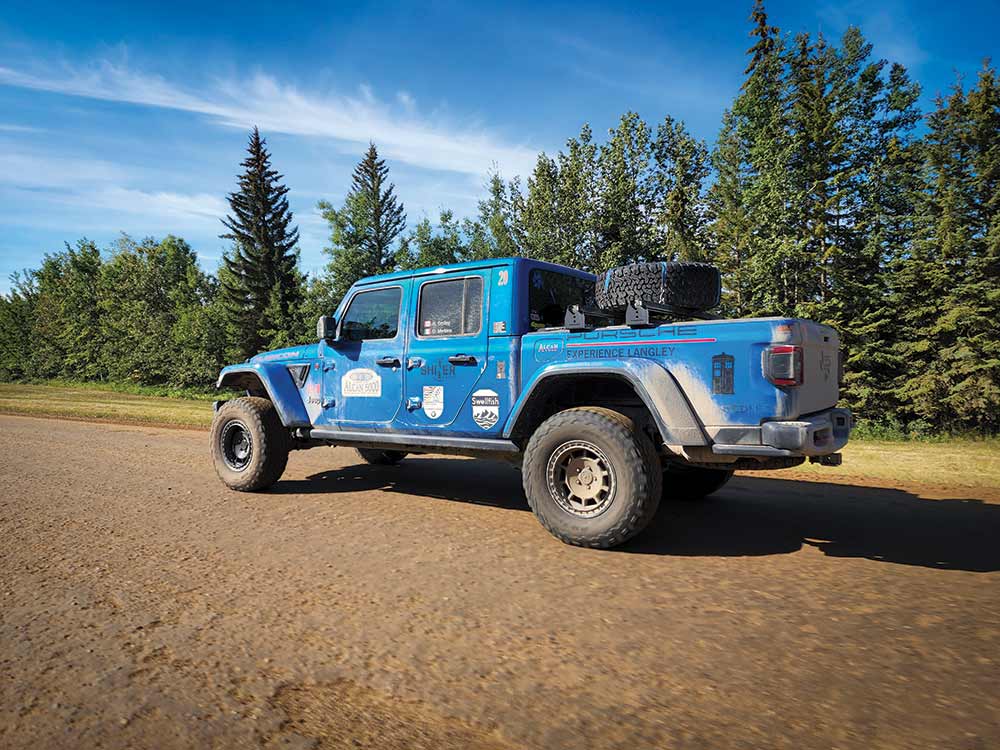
[471,389,500,430]
[497,269,509,286]
[341,368,382,398]
[423,385,444,419]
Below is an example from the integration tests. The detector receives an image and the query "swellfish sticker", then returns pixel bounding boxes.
[341,368,382,397]
[423,385,444,419]
[471,389,500,430]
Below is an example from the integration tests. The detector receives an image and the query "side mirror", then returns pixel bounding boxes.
[317,315,337,342]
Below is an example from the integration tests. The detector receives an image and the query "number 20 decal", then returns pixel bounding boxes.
[497,270,509,286]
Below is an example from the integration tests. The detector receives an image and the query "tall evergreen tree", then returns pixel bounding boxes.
[395,210,467,269]
[651,116,711,262]
[317,142,406,302]
[219,127,302,358]
[596,112,655,269]
[555,125,600,270]
[463,170,522,260]
[708,109,753,316]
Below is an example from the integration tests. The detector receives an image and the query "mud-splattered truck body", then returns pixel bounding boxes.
[211,257,851,548]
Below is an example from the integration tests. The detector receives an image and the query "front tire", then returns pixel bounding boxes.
[522,407,662,548]
[210,397,290,491]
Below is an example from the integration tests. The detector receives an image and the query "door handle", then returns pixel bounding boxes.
[376,356,400,368]
[448,354,477,365]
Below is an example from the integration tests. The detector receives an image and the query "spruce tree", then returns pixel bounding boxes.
[651,116,711,262]
[463,170,521,260]
[219,127,302,358]
[521,153,560,261]
[555,125,600,271]
[596,112,655,269]
[318,142,406,301]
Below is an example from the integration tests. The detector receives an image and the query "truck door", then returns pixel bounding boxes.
[400,272,490,432]
[324,283,408,427]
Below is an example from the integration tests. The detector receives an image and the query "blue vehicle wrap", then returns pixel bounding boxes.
[215,257,849,459]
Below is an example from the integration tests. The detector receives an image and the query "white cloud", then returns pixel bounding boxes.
[0,59,539,178]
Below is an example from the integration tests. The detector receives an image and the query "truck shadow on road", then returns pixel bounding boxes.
[277,458,999,572]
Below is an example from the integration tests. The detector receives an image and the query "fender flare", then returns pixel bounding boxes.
[502,359,709,446]
[216,363,311,427]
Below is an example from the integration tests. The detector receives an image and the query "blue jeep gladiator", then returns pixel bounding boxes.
[210,257,851,548]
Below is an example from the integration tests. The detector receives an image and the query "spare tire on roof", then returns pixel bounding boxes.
[594,261,721,312]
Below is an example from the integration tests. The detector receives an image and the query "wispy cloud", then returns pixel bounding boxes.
[0,58,539,178]
[0,123,44,133]
[0,147,228,236]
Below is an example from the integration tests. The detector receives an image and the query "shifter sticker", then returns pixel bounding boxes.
[422,385,444,419]
[471,389,500,430]
[341,368,382,397]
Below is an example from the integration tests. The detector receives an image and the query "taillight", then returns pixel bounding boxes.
[763,345,803,386]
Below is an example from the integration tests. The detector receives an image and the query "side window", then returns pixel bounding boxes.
[340,287,401,341]
[528,269,595,329]
[417,277,483,337]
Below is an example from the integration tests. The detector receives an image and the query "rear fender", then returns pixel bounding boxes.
[216,363,311,427]
[503,359,708,446]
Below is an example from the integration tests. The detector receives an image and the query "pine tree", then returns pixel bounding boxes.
[555,125,600,270]
[318,142,406,302]
[395,211,467,269]
[0,272,37,381]
[651,116,711,262]
[463,170,521,260]
[219,127,302,358]
[521,153,560,261]
[596,112,655,270]
[899,65,1000,431]
[708,109,753,316]
[730,0,794,315]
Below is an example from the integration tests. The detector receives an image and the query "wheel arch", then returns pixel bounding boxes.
[503,360,709,448]
[216,363,311,427]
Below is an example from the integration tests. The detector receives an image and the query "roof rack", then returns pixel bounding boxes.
[563,301,719,331]
[563,305,616,332]
[626,300,719,326]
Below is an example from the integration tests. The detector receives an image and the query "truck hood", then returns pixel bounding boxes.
[249,343,318,363]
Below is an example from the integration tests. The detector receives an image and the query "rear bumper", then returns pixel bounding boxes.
[712,408,852,458]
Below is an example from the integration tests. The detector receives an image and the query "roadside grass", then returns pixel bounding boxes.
[774,438,1000,490]
[1,381,997,489]
[0,382,214,428]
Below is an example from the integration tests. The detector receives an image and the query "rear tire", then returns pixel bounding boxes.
[522,407,661,548]
[210,397,290,491]
[355,448,407,466]
[663,464,734,501]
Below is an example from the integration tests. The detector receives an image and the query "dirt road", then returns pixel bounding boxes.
[1,415,998,749]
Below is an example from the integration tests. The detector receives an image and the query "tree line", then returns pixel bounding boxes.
[0,1,997,434]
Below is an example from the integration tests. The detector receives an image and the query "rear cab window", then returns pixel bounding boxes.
[417,276,483,338]
[527,269,595,330]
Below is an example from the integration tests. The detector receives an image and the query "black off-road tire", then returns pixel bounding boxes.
[595,261,721,311]
[663,464,734,501]
[210,397,290,491]
[355,448,407,466]
[522,407,662,548]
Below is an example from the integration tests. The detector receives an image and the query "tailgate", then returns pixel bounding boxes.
[794,321,841,415]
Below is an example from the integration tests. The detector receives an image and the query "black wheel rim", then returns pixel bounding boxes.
[221,420,253,472]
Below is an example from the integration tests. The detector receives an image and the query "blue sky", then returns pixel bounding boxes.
[1,0,996,291]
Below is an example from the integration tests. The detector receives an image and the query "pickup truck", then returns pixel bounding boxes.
[210,257,851,548]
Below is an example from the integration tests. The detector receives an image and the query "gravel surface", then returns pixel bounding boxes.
[1,415,998,749]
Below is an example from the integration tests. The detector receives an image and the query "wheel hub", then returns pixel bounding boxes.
[221,420,253,472]
[546,440,616,518]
